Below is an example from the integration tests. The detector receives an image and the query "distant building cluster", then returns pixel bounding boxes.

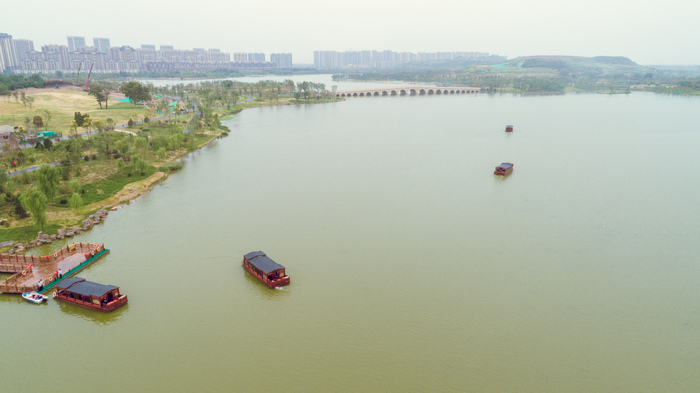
[314,50,495,69]
[0,33,293,73]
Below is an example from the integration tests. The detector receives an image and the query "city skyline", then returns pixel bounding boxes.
[2,31,511,73]
[1,0,697,65]
[1,32,295,73]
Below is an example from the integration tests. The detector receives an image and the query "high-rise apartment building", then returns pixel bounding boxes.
[248,52,265,62]
[314,50,495,68]
[0,33,19,73]
[41,45,70,69]
[93,37,111,53]
[67,36,86,52]
[13,39,34,61]
[270,53,293,68]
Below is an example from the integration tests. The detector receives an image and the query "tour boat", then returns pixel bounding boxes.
[53,277,128,312]
[494,162,514,176]
[22,292,48,304]
[505,125,514,132]
[242,251,290,288]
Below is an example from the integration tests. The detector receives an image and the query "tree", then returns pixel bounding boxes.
[88,84,107,109]
[121,81,151,105]
[134,137,147,159]
[156,99,168,115]
[116,158,125,173]
[69,179,82,194]
[92,119,105,133]
[81,117,92,136]
[33,116,43,129]
[43,109,52,130]
[69,120,78,136]
[134,157,147,176]
[68,179,83,213]
[69,192,83,214]
[20,91,26,106]
[20,188,48,230]
[36,164,59,202]
[43,138,53,150]
[105,118,115,131]
[0,171,7,193]
[74,112,86,127]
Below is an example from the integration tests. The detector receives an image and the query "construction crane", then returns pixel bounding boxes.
[83,63,94,91]
[75,63,82,85]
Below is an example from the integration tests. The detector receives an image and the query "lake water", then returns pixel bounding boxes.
[2,90,699,392]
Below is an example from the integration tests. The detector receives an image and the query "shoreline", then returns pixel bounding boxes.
[0,95,333,252]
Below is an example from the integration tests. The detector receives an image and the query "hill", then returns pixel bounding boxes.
[489,55,652,75]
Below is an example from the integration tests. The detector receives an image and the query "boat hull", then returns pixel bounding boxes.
[494,168,513,175]
[54,293,128,312]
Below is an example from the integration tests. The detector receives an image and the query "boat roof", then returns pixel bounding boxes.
[244,251,285,274]
[244,251,266,260]
[57,277,119,297]
[496,162,513,169]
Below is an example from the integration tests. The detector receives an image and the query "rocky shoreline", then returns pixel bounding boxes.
[2,209,110,254]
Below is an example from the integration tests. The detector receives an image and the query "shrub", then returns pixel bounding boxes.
[59,198,68,205]
[13,197,28,218]
[158,161,183,172]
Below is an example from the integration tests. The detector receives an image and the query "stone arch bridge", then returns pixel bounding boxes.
[334,86,481,97]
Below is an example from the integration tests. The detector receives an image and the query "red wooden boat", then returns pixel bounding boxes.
[242,251,290,288]
[494,162,514,176]
[505,125,514,132]
[53,277,127,312]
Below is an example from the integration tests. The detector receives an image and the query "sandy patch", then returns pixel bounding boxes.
[99,171,167,209]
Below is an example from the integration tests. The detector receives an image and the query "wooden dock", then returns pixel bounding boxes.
[0,242,108,294]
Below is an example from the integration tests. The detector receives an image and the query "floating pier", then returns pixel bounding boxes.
[0,242,108,294]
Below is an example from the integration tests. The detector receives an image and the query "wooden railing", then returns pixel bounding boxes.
[0,254,48,273]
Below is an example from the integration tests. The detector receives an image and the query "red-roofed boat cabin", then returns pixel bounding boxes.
[494,162,514,176]
[53,277,128,312]
[242,251,290,288]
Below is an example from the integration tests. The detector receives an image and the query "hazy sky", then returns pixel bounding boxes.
[3,0,698,65]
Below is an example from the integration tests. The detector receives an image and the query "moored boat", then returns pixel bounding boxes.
[505,125,514,132]
[494,162,514,176]
[22,292,48,304]
[53,277,128,312]
[242,251,290,288]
